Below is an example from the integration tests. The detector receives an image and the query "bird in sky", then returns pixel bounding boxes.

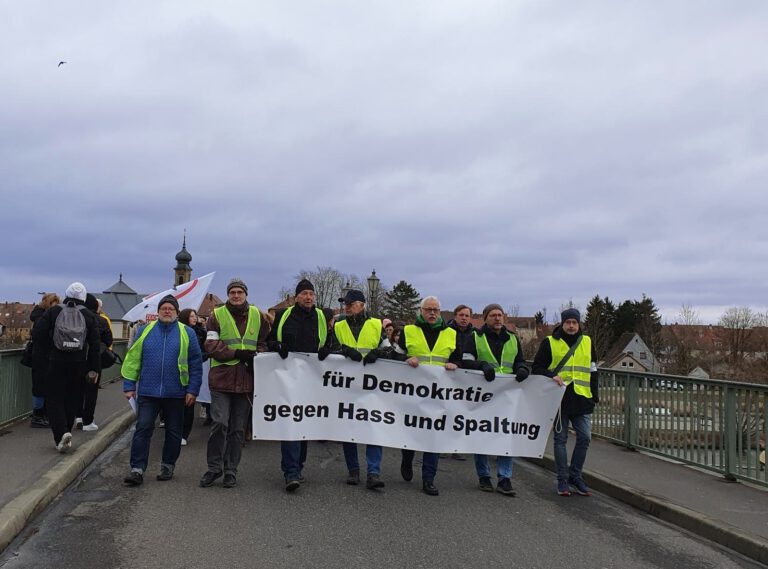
[58,61,66,67]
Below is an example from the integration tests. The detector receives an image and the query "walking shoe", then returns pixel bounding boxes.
[496,477,516,497]
[297,473,305,484]
[557,480,571,496]
[124,471,143,486]
[57,432,73,453]
[223,473,237,488]
[181,438,187,446]
[82,423,99,432]
[366,474,385,490]
[158,421,165,428]
[199,471,223,487]
[156,465,174,481]
[30,415,49,428]
[569,477,592,496]
[74,418,83,430]
[285,477,301,492]
[400,456,414,482]
[451,453,467,461]
[346,469,360,485]
[422,480,439,496]
[478,476,494,492]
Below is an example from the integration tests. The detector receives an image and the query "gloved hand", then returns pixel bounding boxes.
[234,349,256,363]
[481,363,496,382]
[342,346,363,362]
[317,345,331,361]
[592,394,600,404]
[515,365,530,382]
[277,343,289,360]
[363,351,378,365]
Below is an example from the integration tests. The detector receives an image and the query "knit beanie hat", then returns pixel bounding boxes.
[65,282,87,302]
[158,294,180,312]
[85,293,99,312]
[227,278,248,295]
[482,303,504,320]
[561,308,581,323]
[295,279,315,295]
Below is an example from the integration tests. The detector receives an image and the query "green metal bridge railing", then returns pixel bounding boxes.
[0,340,129,429]
[593,368,767,487]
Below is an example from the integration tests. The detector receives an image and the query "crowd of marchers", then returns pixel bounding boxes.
[32,277,599,499]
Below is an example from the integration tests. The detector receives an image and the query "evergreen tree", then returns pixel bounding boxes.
[633,294,663,354]
[383,280,421,324]
[583,295,616,359]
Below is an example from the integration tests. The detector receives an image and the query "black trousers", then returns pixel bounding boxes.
[81,374,101,425]
[46,361,86,445]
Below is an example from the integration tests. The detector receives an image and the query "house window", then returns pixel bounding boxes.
[627,351,634,357]
[621,362,627,367]
[628,362,634,368]
[640,352,647,359]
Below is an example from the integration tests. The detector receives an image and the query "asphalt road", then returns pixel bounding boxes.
[0,422,762,569]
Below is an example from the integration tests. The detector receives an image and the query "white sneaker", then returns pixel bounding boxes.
[57,432,73,453]
[74,418,83,430]
[82,423,99,432]
[181,438,187,446]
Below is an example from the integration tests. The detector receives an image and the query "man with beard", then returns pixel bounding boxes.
[533,308,599,497]
[122,295,203,485]
[268,279,328,492]
[200,278,271,488]
[463,303,530,496]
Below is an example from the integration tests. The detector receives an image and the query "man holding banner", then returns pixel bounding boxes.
[267,279,328,492]
[463,303,530,496]
[200,278,271,489]
[389,295,463,496]
[323,289,387,490]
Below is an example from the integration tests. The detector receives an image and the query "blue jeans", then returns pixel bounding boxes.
[343,443,383,475]
[130,396,185,472]
[281,440,308,480]
[553,412,591,483]
[474,454,513,479]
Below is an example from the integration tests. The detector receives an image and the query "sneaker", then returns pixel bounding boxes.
[346,469,360,485]
[298,473,306,484]
[82,423,99,432]
[478,476,494,492]
[422,480,439,496]
[285,477,301,492]
[158,421,165,428]
[57,432,73,453]
[156,465,174,481]
[557,480,571,496]
[366,474,385,490]
[181,438,188,446]
[400,456,414,482]
[30,415,49,428]
[569,477,592,497]
[496,477,516,497]
[223,473,237,488]
[124,471,144,486]
[74,418,83,430]
[199,471,222,487]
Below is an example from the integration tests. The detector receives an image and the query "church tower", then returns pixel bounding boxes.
[173,234,192,286]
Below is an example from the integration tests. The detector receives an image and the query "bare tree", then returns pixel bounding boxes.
[506,304,520,318]
[719,307,758,366]
[678,303,701,325]
[294,266,345,309]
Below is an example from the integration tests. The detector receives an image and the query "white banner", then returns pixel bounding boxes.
[252,353,565,457]
[122,271,216,322]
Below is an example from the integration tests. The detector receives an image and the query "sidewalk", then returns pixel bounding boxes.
[531,435,768,565]
[1,390,767,564]
[0,380,134,551]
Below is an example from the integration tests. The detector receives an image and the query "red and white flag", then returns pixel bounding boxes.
[122,272,216,322]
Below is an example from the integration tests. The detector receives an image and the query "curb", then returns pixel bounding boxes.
[528,455,768,566]
[0,409,135,553]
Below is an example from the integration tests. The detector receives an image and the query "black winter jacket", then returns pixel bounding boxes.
[31,298,101,372]
[268,305,325,353]
[463,324,527,374]
[447,320,475,354]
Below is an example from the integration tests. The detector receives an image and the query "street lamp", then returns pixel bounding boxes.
[367,269,380,317]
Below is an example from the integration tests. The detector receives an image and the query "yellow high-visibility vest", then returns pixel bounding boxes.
[276,306,328,348]
[404,325,456,366]
[474,331,518,373]
[334,318,382,355]
[211,305,262,368]
[548,335,593,398]
[122,320,190,386]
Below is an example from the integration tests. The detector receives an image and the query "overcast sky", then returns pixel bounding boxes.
[2,1,766,324]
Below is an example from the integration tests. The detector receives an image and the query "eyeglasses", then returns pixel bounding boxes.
[422,307,440,313]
